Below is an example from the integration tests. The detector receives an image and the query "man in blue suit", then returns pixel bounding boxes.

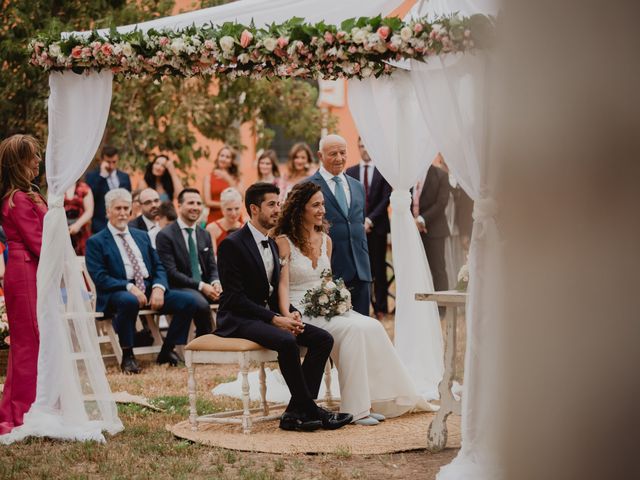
[309,134,372,316]
[85,188,196,374]
[85,145,132,234]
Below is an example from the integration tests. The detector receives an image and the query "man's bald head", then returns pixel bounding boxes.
[318,134,348,176]
[139,188,161,220]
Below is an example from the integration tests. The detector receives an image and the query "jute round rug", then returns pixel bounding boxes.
[168,411,460,454]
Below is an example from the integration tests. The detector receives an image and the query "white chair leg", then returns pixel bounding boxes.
[323,360,333,406]
[240,354,252,434]
[105,320,123,364]
[259,362,269,416]
[186,351,198,431]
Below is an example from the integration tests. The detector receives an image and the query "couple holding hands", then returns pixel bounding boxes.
[215,135,430,431]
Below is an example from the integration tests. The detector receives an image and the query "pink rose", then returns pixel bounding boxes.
[277,37,289,49]
[324,31,334,44]
[377,26,390,40]
[413,23,424,34]
[159,37,170,47]
[100,43,113,56]
[71,46,83,58]
[82,47,92,57]
[336,31,346,41]
[240,29,253,48]
[204,39,215,50]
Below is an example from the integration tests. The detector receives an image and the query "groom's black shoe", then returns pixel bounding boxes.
[317,406,353,430]
[279,412,322,432]
[156,344,180,366]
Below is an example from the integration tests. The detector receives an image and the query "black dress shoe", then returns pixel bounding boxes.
[156,348,180,366]
[316,406,353,430]
[279,412,322,432]
[121,356,142,374]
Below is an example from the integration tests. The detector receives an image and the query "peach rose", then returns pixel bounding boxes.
[240,29,253,48]
[376,26,391,40]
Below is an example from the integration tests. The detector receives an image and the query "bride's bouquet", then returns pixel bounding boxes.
[301,269,352,320]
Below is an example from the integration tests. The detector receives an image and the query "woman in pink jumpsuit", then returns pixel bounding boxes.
[0,134,46,434]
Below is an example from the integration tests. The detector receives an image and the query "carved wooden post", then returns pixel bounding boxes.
[259,362,269,416]
[186,350,198,431]
[323,360,334,406]
[240,353,252,434]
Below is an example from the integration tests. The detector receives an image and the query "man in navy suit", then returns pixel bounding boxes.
[156,188,220,338]
[346,137,392,320]
[216,182,351,431]
[85,145,132,234]
[309,134,372,316]
[85,188,196,374]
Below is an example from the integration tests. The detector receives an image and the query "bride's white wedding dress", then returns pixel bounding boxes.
[285,234,432,420]
[212,234,434,420]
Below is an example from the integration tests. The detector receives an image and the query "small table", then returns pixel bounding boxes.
[415,290,467,453]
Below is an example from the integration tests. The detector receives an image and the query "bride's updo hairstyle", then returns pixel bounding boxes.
[273,181,329,255]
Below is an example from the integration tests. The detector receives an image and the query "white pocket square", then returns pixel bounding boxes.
[203,247,210,252]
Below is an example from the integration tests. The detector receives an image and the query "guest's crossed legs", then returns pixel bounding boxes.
[108,289,197,348]
[231,320,333,416]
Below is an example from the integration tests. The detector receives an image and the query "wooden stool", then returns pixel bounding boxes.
[185,334,280,434]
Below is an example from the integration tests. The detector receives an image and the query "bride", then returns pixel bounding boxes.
[273,182,433,425]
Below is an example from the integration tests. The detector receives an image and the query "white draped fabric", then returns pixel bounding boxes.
[348,72,444,400]
[89,0,407,35]
[0,71,123,444]
[407,0,502,478]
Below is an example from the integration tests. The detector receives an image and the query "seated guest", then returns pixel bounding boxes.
[130,188,143,219]
[157,201,177,228]
[206,187,243,253]
[85,188,197,374]
[156,188,220,337]
[85,145,131,233]
[128,188,161,247]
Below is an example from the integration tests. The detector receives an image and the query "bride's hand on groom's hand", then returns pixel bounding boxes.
[272,315,304,336]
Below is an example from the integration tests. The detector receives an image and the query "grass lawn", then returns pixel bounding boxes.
[0,317,463,479]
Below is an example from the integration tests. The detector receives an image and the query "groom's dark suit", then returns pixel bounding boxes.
[215,223,334,416]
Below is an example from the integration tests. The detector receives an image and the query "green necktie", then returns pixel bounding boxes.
[333,176,349,216]
[185,227,202,283]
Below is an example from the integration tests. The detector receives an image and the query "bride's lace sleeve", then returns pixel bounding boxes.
[279,255,290,266]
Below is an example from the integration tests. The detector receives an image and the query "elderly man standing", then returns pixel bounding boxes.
[129,188,161,247]
[309,134,372,316]
[85,188,197,374]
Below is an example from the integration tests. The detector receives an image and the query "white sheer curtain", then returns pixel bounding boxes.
[407,1,503,477]
[1,71,122,444]
[348,72,444,400]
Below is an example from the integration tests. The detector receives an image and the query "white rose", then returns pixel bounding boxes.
[49,44,61,57]
[400,26,413,42]
[325,281,337,290]
[340,288,350,299]
[367,33,380,45]
[390,34,402,49]
[219,35,235,54]
[263,37,277,52]
[237,53,250,63]
[361,67,373,77]
[122,43,133,56]
[318,294,329,305]
[170,38,186,54]
[352,28,367,44]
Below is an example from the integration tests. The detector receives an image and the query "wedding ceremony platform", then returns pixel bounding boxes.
[6,0,502,478]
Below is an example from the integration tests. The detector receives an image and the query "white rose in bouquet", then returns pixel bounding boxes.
[319,294,329,305]
[400,26,413,42]
[337,304,347,314]
[263,37,277,52]
[340,288,350,299]
[219,35,235,54]
[325,281,337,290]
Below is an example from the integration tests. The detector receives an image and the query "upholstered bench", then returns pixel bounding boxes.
[185,334,336,434]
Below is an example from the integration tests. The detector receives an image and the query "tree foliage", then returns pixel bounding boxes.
[1,0,333,172]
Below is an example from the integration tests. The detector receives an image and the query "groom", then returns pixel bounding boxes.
[215,182,352,431]
[309,134,372,315]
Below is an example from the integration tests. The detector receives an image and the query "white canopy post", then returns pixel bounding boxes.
[1,71,123,444]
[348,71,444,400]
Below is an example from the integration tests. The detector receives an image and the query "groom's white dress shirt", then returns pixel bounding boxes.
[247,221,274,296]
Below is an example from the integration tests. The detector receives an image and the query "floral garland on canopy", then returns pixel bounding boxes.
[29,14,493,80]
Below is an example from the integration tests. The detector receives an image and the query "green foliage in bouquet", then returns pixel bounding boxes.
[301,269,352,321]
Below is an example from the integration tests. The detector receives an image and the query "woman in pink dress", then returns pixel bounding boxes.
[0,134,46,435]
